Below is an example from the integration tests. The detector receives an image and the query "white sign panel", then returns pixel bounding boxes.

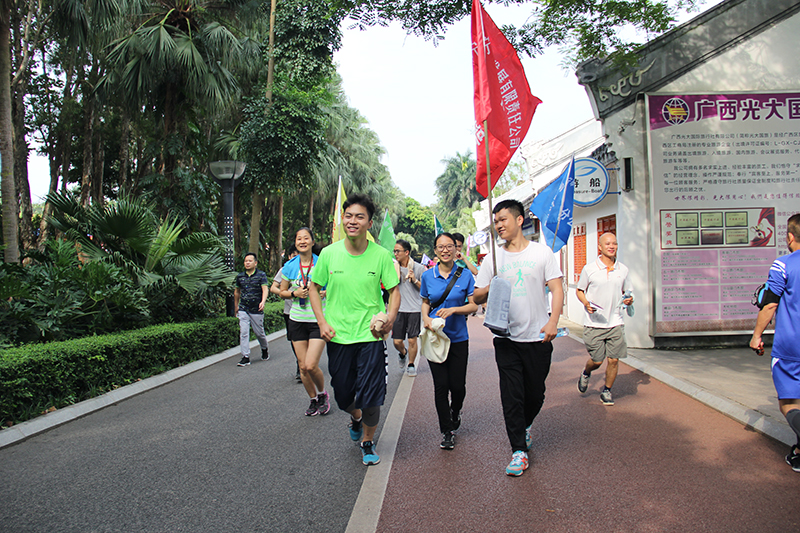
[647,92,800,335]
[574,157,609,206]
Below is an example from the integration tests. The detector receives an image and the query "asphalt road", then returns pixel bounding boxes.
[0,336,404,533]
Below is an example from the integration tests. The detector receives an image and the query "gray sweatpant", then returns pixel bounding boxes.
[238,310,268,357]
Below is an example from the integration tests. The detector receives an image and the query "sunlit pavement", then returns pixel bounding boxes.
[1,318,798,532]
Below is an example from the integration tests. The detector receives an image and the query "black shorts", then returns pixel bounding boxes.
[327,341,388,410]
[283,313,292,341]
[391,312,421,340]
[288,319,321,342]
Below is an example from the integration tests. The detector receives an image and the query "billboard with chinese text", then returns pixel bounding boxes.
[647,92,799,335]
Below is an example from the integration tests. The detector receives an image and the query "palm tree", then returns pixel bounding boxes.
[435,151,483,223]
[102,0,260,190]
[311,76,402,237]
[46,192,235,295]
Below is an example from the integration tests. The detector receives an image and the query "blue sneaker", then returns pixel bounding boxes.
[525,425,533,451]
[506,451,529,476]
[360,440,380,465]
[349,416,363,441]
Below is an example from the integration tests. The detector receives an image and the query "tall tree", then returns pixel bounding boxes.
[0,0,18,262]
[395,197,436,259]
[435,151,482,227]
[102,0,261,194]
[240,0,342,269]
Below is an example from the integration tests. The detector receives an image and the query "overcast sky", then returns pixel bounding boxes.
[334,4,595,206]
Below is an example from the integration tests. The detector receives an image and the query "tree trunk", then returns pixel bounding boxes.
[38,44,65,248]
[308,193,314,230]
[249,190,265,255]
[248,0,278,260]
[268,194,284,273]
[79,94,94,207]
[58,64,75,195]
[91,113,104,207]
[0,5,19,262]
[118,108,130,192]
[12,78,32,251]
[38,153,60,248]
[133,140,148,195]
[11,9,33,251]
[162,81,178,198]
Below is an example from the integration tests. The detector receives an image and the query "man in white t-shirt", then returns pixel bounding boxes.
[474,199,564,477]
[576,233,633,406]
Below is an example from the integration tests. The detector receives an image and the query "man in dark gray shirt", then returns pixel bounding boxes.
[234,252,270,366]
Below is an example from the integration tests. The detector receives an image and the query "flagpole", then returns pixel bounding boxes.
[484,119,498,277]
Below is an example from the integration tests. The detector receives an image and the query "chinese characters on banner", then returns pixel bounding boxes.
[647,92,800,334]
[471,0,540,198]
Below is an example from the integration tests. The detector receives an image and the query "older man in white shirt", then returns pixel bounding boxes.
[576,232,633,406]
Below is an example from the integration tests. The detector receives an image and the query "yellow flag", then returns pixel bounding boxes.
[332,177,347,243]
[331,177,375,243]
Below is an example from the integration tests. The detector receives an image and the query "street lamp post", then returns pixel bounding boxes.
[209,160,246,317]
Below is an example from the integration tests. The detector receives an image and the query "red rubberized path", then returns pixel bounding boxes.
[378,319,798,533]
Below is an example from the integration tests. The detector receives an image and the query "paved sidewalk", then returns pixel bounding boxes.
[558,317,793,445]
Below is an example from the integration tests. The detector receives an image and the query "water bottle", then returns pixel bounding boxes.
[539,327,569,340]
[621,290,634,316]
[298,285,307,308]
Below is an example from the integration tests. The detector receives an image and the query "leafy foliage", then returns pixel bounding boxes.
[0,240,150,346]
[240,80,330,196]
[435,151,483,228]
[339,0,702,65]
[47,192,234,292]
[43,192,235,323]
[395,197,436,259]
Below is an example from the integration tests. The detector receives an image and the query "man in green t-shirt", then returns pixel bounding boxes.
[309,194,400,466]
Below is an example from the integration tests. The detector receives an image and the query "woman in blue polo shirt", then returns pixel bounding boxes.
[420,232,478,450]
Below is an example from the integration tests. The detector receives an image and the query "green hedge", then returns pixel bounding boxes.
[0,302,285,427]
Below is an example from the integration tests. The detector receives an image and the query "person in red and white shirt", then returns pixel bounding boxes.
[576,232,633,406]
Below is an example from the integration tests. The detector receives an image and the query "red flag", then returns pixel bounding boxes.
[471,0,541,198]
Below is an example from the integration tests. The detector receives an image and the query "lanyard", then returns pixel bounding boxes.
[299,261,313,288]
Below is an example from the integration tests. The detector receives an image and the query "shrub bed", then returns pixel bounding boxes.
[0,302,285,427]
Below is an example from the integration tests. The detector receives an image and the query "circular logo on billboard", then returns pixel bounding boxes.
[574,158,610,207]
[662,97,689,125]
[473,231,489,246]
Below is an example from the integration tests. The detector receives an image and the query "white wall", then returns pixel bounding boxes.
[596,12,800,348]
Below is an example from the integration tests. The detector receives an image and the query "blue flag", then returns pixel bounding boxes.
[529,156,575,253]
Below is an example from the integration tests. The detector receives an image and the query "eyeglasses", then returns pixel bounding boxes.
[393,249,405,254]
[435,244,455,252]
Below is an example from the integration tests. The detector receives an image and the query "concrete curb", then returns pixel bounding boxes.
[622,355,795,446]
[566,332,794,446]
[0,330,287,450]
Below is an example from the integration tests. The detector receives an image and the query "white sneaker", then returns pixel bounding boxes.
[406,364,417,377]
